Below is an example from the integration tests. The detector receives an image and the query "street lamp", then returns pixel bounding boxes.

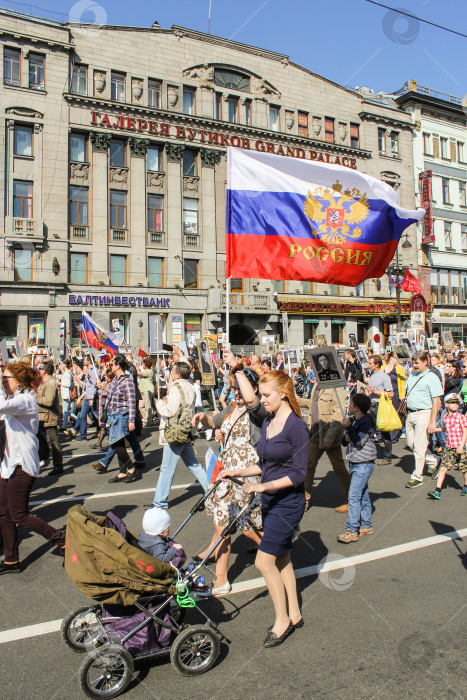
[387,233,412,331]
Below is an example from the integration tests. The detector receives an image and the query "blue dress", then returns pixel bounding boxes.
[256,411,309,556]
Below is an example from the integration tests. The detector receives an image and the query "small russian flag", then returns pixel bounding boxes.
[205,447,223,484]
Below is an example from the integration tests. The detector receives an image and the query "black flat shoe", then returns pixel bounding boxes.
[192,554,216,564]
[292,618,304,629]
[264,622,293,648]
[108,475,128,483]
[123,472,137,483]
[0,561,21,575]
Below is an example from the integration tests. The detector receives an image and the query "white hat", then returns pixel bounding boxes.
[445,393,460,403]
[142,507,171,536]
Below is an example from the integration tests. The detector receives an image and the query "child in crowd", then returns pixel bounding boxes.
[137,507,185,563]
[338,393,376,543]
[428,393,467,500]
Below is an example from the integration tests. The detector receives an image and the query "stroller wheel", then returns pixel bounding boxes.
[79,643,134,700]
[61,605,101,653]
[170,624,220,676]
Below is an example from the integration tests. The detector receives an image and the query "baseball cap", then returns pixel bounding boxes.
[444,393,460,404]
[142,507,171,536]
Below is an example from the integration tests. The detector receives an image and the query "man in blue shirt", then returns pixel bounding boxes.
[405,351,443,488]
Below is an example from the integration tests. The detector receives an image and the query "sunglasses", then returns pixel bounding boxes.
[243,369,257,381]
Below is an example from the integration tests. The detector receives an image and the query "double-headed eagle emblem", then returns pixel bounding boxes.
[304,180,369,244]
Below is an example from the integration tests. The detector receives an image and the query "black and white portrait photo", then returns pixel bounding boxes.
[196,339,215,386]
[305,346,346,390]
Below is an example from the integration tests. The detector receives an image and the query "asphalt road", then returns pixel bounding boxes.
[1,425,466,700]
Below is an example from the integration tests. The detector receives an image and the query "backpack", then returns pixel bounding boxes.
[164,384,193,445]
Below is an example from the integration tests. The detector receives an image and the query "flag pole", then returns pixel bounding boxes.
[156,315,160,400]
[80,312,99,378]
[226,276,231,349]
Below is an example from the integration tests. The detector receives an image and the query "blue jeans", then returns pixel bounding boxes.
[345,462,374,532]
[62,399,70,429]
[152,442,208,508]
[99,430,144,468]
[74,398,98,438]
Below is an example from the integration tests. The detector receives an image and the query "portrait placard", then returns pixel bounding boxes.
[196,339,215,386]
[305,346,346,390]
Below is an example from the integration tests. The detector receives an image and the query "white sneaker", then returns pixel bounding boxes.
[199,581,231,597]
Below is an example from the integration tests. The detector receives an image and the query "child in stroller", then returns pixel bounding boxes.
[137,507,185,564]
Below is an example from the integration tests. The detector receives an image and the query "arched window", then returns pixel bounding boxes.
[214,69,249,92]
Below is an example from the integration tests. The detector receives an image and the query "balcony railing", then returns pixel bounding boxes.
[148,231,166,246]
[395,80,463,105]
[13,218,36,233]
[70,225,90,240]
[184,234,200,248]
[110,228,128,242]
[222,293,270,309]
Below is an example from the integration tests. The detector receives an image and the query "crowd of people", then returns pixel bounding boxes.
[1,340,466,648]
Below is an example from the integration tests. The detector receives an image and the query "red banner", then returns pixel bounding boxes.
[401,269,422,295]
[419,171,434,244]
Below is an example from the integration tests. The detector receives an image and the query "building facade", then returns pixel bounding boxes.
[396,82,467,344]
[1,10,420,353]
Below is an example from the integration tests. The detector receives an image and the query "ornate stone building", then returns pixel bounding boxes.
[0,10,419,352]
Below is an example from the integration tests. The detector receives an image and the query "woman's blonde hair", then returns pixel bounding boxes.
[259,370,302,417]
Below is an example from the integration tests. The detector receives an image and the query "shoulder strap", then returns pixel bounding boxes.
[406,373,426,399]
[174,382,187,407]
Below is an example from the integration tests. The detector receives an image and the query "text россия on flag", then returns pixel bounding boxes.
[226,148,425,286]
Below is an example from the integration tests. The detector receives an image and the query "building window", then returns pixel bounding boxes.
[245,99,251,125]
[110,191,127,229]
[350,123,359,148]
[355,283,363,297]
[148,257,163,286]
[183,198,198,235]
[14,125,33,157]
[13,180,33,218]
[378,128,386,154]
[70,252,87,284]
[70,133,86,162]
[442,178,450,204]
[182,150,197,176]
[184,259,198,289]
[298,112,308,138]
[423,133,432,155]
[390,131,399,156]
[462,272,467,303]
[302,281,312,294]
[272,280,285,292]
[72,63,87,95]
[269,106,279,132]
[148,79,161,108]
[460,181,466,207]
[430,269,439,304]
[70,186,88,225]
[441,137,449,159]
[4,47,20,86]
[110,139,126,167]
[214,69,249,92]
[227,96,239,123]
[462,225,467,250]
[13,245,32,282]
[451,270,460,304]
[458,142,465,163]
[330,284,339,295]
[29,53,45,90]
[111,72,125,101]
[444,221,452,248]
[331,323,343,345]
[215,93,222,120]
[147,195,163,231]
[439,269,449,302]
[147,146,160,172]
[183,87,195,115]
[325,117,334,144]
[110,255,126,285]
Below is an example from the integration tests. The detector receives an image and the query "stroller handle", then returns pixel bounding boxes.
[224,474,244,486]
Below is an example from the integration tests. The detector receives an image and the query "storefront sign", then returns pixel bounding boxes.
[431,308,467,324]
[419,171,434,244]
[68,294,170,308]
[277,296,413,316]
[90,111,358,168]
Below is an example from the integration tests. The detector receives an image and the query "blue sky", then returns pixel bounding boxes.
[6,0,466,96]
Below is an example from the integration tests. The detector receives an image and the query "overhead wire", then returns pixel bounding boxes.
[361,0,467,39]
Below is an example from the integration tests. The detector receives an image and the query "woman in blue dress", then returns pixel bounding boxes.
[221,370,309,648]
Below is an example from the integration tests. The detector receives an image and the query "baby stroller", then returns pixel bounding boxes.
[62,477,254,699]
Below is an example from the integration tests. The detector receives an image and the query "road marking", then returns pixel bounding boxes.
[0,527,465,645]
[30,483,198,507]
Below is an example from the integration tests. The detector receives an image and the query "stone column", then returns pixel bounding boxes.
[89,132,111,285]
[165,143,185,287]
[199,86,214,118]
[253,97,268,129]
[128,137,149,285]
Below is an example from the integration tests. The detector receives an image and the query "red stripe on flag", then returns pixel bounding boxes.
[226,234,398,286]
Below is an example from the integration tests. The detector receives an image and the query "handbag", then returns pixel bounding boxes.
[164,384,193,445]
[70,384,78,402]
[376,393,402,432]
[398,374,426,415]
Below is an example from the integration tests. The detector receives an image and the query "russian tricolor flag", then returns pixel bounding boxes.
[80,311,121,356]
[226,149,425,287]
[205,447,223,485]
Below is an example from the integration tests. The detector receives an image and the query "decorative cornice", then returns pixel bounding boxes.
[165,143,185,162]
[129,137,149,157]
[6,106,44,120]
[358,111,415,131]
[0,26,72,52]
[200,149,221,167]
[90,131,111,152]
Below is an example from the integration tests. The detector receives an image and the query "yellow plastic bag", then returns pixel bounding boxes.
[376,393,402,432]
